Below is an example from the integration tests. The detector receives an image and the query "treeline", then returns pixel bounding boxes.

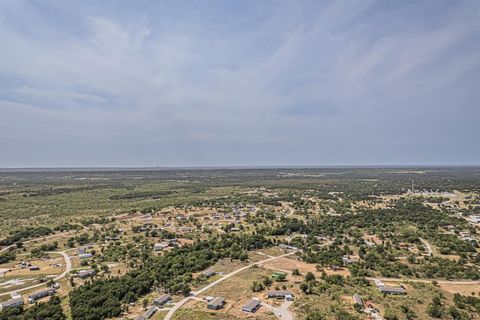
[109,190,174,201]
[0,249,16,264]
[0,296,65,320]
[31,241,59,258]
[23,184,126,197]
[69,234,272,320]
[0,227,53,246]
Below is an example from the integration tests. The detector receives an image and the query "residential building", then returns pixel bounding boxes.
[153,294,171,307]
[154,242,169,251]
[76,269,96,279]
[267,291,293,299]
[0,297,23,311]
[207,297,225,310]
[469,215,480,223]
[242,299,261,313]
[342,255,359,264]
[352,293,364,308]
[78,253,92,259]
[202,270,215,278]
[143,306,157,319]
[378,286,406,295]
[28,288,56,303]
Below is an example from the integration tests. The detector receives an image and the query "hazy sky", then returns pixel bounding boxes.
[1,1,479,167]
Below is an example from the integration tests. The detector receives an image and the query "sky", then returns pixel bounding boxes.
[1,0,479,167]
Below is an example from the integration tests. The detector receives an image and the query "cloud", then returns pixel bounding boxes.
[0,0,479,166]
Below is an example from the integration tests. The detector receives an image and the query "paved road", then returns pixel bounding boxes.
[0,250,72,297]
[164,251,298,320]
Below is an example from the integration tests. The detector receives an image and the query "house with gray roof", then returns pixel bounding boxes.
[242,299,261,313]
[207,297,225,310]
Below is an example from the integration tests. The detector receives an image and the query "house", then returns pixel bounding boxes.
[143,306,157,319]
[28,288,56,303]
[278,244,298,250]
[267,291,293,300]
[78,253,92,259]
[153,294,171,307]
[242,299,261,313]
[154,242,169,251]
[207,297,225,310]
[202,270,215,278]
[469,215,480,223]
[342,255,359,265]
[76,269,96,279]
[29,266,40,271]
[166,238,178,245]
[0,297,23,311]
[378,286,406,295]
[352,293,364,308]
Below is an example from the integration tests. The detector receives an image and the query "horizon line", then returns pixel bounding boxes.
[1,164,480,171]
